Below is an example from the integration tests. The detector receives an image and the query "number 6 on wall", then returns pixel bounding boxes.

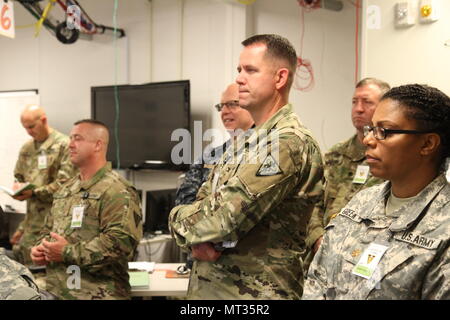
[0,0,15,39]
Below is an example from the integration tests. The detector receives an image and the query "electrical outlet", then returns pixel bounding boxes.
[395,1,416,27]
[419,0,439,23]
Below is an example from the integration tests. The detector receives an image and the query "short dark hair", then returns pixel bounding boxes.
[74,119,108,130]
[381,84,450,163]
[356,77,391,95]
[242,34,298,88]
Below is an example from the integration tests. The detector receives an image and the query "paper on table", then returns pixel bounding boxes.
[128,271,149,289]
[128,261,155,273]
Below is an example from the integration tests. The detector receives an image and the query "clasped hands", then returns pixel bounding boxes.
[191,242,222,262]
[30,232,68,265]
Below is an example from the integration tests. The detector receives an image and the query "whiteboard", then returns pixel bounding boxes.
[0,90,39,213]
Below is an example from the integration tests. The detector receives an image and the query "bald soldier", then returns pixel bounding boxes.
[175,83,254,206]
[169,34,324,299]
[30,120,142,300]
[11,105,75,266]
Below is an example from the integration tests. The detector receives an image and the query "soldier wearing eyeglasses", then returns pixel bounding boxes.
[305,78,390,270]
[304,84,450,300]
[175,83,253,206]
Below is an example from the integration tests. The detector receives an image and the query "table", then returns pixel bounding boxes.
[130,263,190,297]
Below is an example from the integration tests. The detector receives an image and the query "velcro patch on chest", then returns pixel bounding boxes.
[256,154,283,176]
[394,231,441,250]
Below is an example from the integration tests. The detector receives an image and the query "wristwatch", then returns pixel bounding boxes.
[213,240,239,251]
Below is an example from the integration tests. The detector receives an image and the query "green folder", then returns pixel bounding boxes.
[129,271,149,289]
[0,182,36,197]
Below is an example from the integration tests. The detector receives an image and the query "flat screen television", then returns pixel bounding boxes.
[144,189,177,234]
[91,80,190,170]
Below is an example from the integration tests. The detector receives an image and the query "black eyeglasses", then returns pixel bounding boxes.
[363,125,435,140]
[214,100,240,112]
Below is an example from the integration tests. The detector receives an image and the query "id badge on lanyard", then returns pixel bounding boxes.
[353,165,370,184]
[38,152,47,170]
[352,243,388,279]
[70,205,85,228]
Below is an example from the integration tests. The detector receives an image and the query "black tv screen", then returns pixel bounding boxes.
[144,189,177,233]
[91,80,190,170]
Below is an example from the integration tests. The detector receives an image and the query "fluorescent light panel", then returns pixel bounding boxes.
[0,90,38,98]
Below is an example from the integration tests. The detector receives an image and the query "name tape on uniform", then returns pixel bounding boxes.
[339,208,362,223]
[394,231,441,250]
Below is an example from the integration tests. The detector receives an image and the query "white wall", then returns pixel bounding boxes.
[0,92,39,213]
[0,0,358,191]
[0,0,149,135]
[150,0,358,151]
[151,0,251,149]
[252,0,357,150]
[361,0,450,95]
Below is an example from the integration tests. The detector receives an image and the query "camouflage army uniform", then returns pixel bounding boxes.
[303,173,450,300]
[175,143,228,206]
[36,163,143,300]
[0,248,40,300]
[306,135,384,250]
[170,104,324,300]
[13,130,75,265]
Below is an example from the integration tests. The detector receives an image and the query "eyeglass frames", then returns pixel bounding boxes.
[363,125,435,140]
[214,100,240,112]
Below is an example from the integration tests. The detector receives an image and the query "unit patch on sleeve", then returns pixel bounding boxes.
[256,154,283,176]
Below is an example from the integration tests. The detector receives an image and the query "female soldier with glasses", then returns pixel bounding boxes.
[303,84,450,300]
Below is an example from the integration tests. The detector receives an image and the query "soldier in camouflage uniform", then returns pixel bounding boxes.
[175,83,253,206]
[30,120,142,300]
[0,248,40,300]
[11,105,75,266]
[305,79,390,268]
[304,84,450,299]
[169,35,324,299]
[175,84,253,271]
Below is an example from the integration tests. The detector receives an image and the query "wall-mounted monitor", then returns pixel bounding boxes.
[91,80,190,170]
[144,189,177,234]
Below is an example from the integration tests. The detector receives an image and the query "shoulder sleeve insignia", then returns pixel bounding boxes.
[256,154,283,176]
